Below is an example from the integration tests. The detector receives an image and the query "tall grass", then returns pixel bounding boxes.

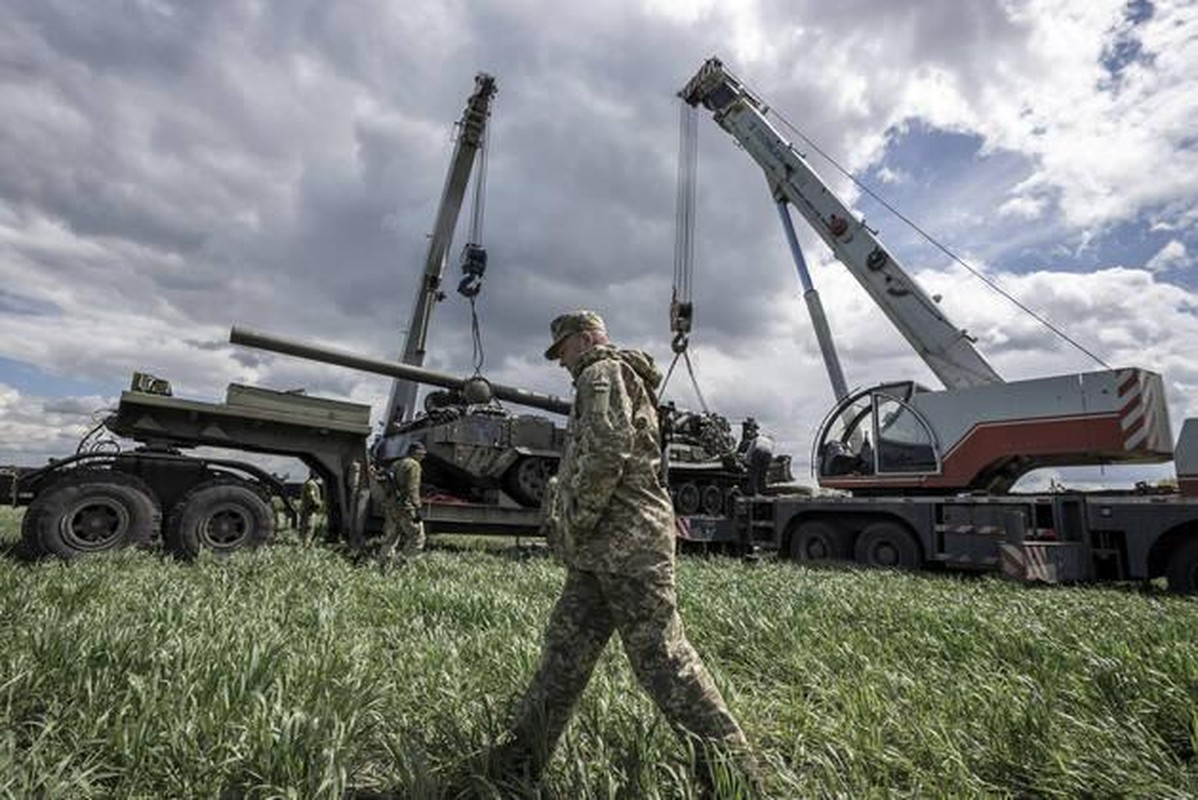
[1,505,1196,798]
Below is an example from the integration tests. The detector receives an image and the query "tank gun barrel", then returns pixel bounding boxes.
[230,326,572,416]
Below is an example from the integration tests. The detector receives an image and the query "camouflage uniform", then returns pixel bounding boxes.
[379,456,426,561]
[298,476,323,547]
[499,313,751,789]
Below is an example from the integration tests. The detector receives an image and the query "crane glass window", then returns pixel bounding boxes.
[874,395,938,474]
[818,392,874,477]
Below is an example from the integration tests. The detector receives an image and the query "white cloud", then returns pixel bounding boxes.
[1145,239,1189,272]
[0,384,112,466]
[998,194,1047,220]
[874,166,908,185]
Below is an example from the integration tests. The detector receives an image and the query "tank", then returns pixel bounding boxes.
[230,326,791,511]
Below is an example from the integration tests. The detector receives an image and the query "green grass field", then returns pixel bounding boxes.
[2,505,1197,799]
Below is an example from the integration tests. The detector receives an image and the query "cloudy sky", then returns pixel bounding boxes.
[2,0,1196,489]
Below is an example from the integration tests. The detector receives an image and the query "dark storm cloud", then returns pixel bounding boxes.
[3,0,1197,467]
[1,0,850,390]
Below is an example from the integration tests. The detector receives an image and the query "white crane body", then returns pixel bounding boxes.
[678,57,1198,591]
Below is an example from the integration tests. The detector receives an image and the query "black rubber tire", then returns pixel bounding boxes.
[789,519,850,563]
[504,457,553,507]
[853,521,922,570]
[1165,538,1198,594]
[20,506,44,558]
[23,470,159,560]
[675,482,701,515]
[167,480,274,560]
[700,484,724,516]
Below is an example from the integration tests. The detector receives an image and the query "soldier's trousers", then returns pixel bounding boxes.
[298,510,318,545]
[379,495,425,559]
[507,566,747,773]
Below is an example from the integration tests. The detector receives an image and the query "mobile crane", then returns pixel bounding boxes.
[680,57,1198,591]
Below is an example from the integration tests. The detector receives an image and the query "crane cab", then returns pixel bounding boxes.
[815,382,941,486]
[816,370,1174,495]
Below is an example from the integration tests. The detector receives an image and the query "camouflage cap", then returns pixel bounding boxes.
[544,310,607,360]
[407,441,427,455]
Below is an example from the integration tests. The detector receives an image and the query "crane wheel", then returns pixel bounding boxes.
[853,521,921,570]
[674,482,701,516]
[167,479,274,560]
[789,519,849,563]
[23,469,159,560]
[700,484,724,516]
[1165,538,1198,594]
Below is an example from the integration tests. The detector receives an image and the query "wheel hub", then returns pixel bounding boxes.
[202,506,249,548]
[874,542,899,566]
[63,500,128,550]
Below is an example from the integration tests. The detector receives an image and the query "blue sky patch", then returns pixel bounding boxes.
[0,289,61,317]
[1101,0,1156,85]
[0,355,118,399]
[844,121,1193,284]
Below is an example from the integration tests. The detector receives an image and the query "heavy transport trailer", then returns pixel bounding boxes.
[8,374,545,561]
[10,376,369,559]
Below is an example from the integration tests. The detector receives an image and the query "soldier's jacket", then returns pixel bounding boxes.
[300,478,323,513]
[390,456,422,513]
[550,344,675,577]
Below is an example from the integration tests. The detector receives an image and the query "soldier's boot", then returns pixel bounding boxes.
[486,736,547,792]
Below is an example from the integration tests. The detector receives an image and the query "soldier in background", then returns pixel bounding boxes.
[491,310,757,795]
[298,470,323,547]
[738,418,775,496]
[379,441,427,567]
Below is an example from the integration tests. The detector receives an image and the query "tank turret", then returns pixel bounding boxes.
[231,326,568,506]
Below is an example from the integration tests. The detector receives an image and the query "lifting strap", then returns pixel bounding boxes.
[671,101,697,354]
[458,118,491,375]
[661,348,711,414]
[662,101,709,414]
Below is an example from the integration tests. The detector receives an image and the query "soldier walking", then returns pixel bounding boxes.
[379,441,427,566]
[491,310,758,794]
[298,470,323,547]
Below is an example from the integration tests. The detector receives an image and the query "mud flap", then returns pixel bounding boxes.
[1000,541,1087,583]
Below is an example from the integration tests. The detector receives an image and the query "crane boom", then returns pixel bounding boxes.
[680,58,1176,494]
[385,72,497,427]
[680,58,1001,391]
